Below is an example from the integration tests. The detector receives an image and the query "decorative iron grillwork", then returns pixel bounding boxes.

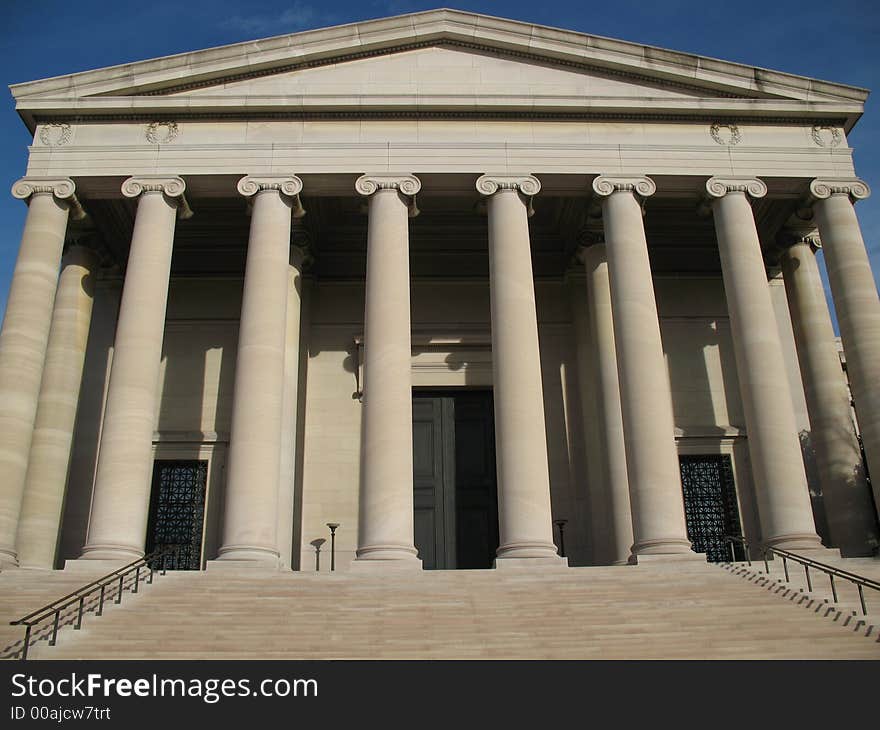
[145,460,207,570]
[679,455,744,562]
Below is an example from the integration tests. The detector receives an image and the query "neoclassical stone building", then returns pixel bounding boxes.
[1,9,878,575]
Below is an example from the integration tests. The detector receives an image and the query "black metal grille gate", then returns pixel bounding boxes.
[145,460,207,570]
[679,454,744,562]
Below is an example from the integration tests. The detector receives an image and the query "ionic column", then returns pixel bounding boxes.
[353,174,421,567]
[808,179,880,503]
[81,177,190,562]
[706,177,822,550]
[277,244,308,569]
[218,176,304,564]
[0,177,81,567]
[577,237,634,565]
[592,175,693,558]
[779,230,879,553]
[17,244,99,568]
[476,174,563,566]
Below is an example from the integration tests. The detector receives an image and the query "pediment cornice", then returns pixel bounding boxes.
[9,9,867,132]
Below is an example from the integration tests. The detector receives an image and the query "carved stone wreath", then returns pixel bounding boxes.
[38,123,72,147]
[145,121,179,144]
[710,123,742,147]
[811,125,842,148]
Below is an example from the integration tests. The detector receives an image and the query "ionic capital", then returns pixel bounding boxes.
[122,176,193,219]
[777,227,822,254]
[356,174,421,197]
[356,174,421,217]
[809,178,871,204]
[705,177,767,199]
[475,174,541,197]
[574,228,605,264]
[592,175,656,199]
[238,174,305,218]
[237,175,303,198]
[12,176,85,220]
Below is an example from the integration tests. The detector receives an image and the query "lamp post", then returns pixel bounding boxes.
[310,538,325,571]
[327,523,340,571]
[553,519,568,558]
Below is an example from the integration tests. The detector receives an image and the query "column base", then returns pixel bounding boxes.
[78,543,144,562]
[494,556,568,569]
[205,559,281,574]
[351,543,422,572]
[631,537,695,556]
[64,558,134,573]
[765,533,825,551]
[630,551,706,567]
[215,545,280,565]
[0,548,19,571]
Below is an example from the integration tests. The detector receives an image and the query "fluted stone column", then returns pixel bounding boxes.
[592,175,693,559]
[81,176,190,562]
[277,245,307,569]
[476,174,563,566]
[578,239,634,565]
[218,176,304,565]
[353,174,422,568]
[779,231,879,553]
[808,179,880,504]
[17,244,99,568]
[0,178,81,567]
[706,177,822,550]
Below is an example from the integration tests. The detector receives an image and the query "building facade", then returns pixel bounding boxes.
[1,9,879,575]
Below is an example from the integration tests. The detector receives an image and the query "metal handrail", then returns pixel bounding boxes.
[9,545,183,660]
[723,535,880,617]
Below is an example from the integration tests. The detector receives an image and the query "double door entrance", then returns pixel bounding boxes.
[412,390,500,569]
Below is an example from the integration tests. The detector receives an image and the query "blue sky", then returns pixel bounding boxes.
[1,0,878,325]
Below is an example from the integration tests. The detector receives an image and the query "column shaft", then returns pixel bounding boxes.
[580,243,634,564]
[0,179,76,565]
[594,175,692,557]
[355,175,420,565]
[17,245,98,567]
[708,179,822,549]
[810,182,880,513]
[477,175,561,564]
[781,239,879,552]
[277,249,305,569]
[82,179,185,561]
[220,180,300,563]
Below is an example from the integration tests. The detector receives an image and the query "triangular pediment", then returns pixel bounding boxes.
[163,44,718,100]
[9,9,867,131]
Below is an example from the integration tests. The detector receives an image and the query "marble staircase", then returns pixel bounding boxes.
[2,559,879,660]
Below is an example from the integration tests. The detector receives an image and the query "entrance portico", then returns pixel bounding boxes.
[1,10,878,572]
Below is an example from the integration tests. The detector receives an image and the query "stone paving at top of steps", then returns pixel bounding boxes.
[3,561,876,660]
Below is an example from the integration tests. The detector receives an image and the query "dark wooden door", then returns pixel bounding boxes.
[412,391,498,569]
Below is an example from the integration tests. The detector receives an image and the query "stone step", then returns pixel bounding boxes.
[1,560,876,660]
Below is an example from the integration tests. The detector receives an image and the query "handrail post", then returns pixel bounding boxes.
[97,584,106,616]
[21,624,32,661]
[729,540,735,563]
[804,565,812,592]
[858,584,867,615]
[763,549,770,575]
[116,575,124,604]
[75,596,85,630]
[829,574,838,603]
[132,566,140,594]
[744,543,752,567]
[782,555,790,583]
[49,610,60,646]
